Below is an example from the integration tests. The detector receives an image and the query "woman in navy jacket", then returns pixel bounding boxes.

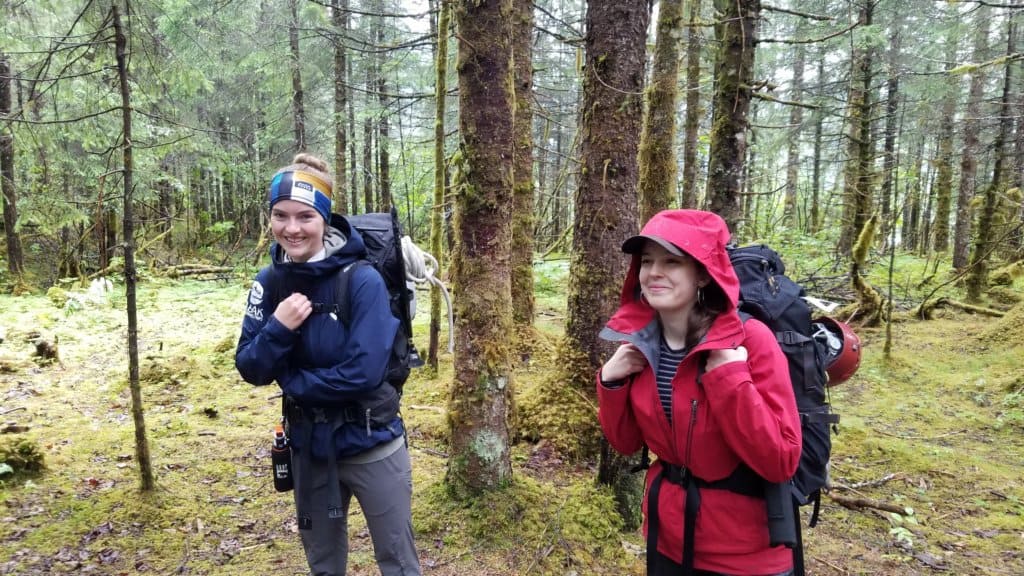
[236,153,421,576]
[598,210,801,576]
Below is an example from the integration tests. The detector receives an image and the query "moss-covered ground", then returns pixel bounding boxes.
[0,262,1021,575]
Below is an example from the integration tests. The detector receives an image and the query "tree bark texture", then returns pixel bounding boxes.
[0,54,24,274]
[784,40,805,229]
[680,0,703,209]
[933,30,959,254]
[638,0,683,223]
[374,4,392,211]
[448,0,514,497]
[113,3,155,492]
[838,3,873,256]
[511,0,536,331]
[955,8,989,270]
[289,0,306,152]
[572,0,649,530]
[968,18,1015,302]
[705,0,758,232]
[332,0,349,212]
[879,18,900,247]
[428,0,450,370]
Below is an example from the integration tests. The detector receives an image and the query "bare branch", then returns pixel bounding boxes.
[762,3,834,21]
[759,20,860,45]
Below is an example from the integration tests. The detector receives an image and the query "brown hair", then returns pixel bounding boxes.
[685,262,729,350]
[273,153,333,193]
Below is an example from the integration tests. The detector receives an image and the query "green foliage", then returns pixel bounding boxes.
[0,438,45,476]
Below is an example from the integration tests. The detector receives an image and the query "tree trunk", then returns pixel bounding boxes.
[113,3,155,492]
[511,0,536,334]
[638,0,683,223]
[967,17,1015,302]
[932,29,959,254]
[448,0,514,497]
[363,116,373,212]
[332,0,349,213]
[348,49,359,215]
[879,18,900,248]
[784,40,805,228]
[0,54,24,275]
[374,4,392,211]
[289,0,306,152]
[572,0,650,531]
[429,0,451,371]
[705,0,758,232]
[810,55,824,234]
[838,2,874,256]
[680,0,703,208]
[954,8,989,270]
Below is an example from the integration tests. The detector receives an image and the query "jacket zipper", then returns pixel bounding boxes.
[684,399,698,469]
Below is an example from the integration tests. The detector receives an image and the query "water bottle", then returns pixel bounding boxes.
[271,424,293,492]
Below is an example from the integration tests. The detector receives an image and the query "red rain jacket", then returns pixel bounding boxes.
[597,210,801,574]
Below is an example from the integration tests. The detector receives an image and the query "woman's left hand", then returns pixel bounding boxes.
[706,345,747,372]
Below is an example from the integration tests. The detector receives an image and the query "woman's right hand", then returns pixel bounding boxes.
[601,343,647,383]
[274,292,313,331]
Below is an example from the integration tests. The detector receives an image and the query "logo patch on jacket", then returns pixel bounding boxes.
[246,281,265,321]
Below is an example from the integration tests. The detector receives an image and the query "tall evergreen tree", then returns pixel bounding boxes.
[569,0,650,529]
[705,0,759,231]
[448,0,515,496]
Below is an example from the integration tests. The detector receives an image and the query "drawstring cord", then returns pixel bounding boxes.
[401,236,454,353]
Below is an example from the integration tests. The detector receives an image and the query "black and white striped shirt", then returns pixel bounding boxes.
[656,339,688,423]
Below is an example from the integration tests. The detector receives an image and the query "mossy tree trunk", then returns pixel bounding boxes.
[511,0,536,335]
[810,56,825,234]
[0,53,24,275]
[332,0,349,212]
[784,39,805,229]
[955,7,989,270]
[113,3,155,492]
[838,2,874,256]
[878,18,900,248]
[289,0,306,152]
[570,0,650,530]
[680,0,703,208]
[705,0,758,231]
[638,0,683,223]
[932,28,959,254]
[967,16,1015,302]
[448,0,514,497]
[373,2,392,211]
[428,0,450,371]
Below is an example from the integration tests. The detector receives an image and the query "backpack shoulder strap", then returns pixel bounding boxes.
[330,260,368,328]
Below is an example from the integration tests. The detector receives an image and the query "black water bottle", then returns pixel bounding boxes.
[271,424,294,492]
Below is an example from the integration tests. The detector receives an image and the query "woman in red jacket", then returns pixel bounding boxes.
[598,210,802,576]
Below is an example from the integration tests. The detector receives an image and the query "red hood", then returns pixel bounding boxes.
[609,210,740,334]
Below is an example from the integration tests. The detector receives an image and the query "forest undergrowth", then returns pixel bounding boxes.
[0,266,1022,575]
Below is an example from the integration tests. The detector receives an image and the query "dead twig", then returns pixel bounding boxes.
[832,473,900,491]
[827,493,910,515]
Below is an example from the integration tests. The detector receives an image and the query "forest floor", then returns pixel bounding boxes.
[0,273,1022,575]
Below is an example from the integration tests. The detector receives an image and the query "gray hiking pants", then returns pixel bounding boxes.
[292,440,421,576]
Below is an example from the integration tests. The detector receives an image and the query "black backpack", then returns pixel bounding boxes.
[266,207,423,393]
[728,243,839,523]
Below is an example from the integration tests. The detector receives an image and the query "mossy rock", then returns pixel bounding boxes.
[46,286,69,308]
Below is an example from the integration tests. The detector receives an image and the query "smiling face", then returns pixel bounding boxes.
[638,240,709,316]
[270,199,326,263]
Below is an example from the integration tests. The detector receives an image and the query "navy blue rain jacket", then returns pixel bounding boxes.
[235,214,404,458]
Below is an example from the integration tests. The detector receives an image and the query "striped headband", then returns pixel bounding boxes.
[268,170,332,221]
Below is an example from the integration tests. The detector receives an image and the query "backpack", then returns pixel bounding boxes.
[266,207,424,393]
[728,243,839,524]
[337,208,425,392]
